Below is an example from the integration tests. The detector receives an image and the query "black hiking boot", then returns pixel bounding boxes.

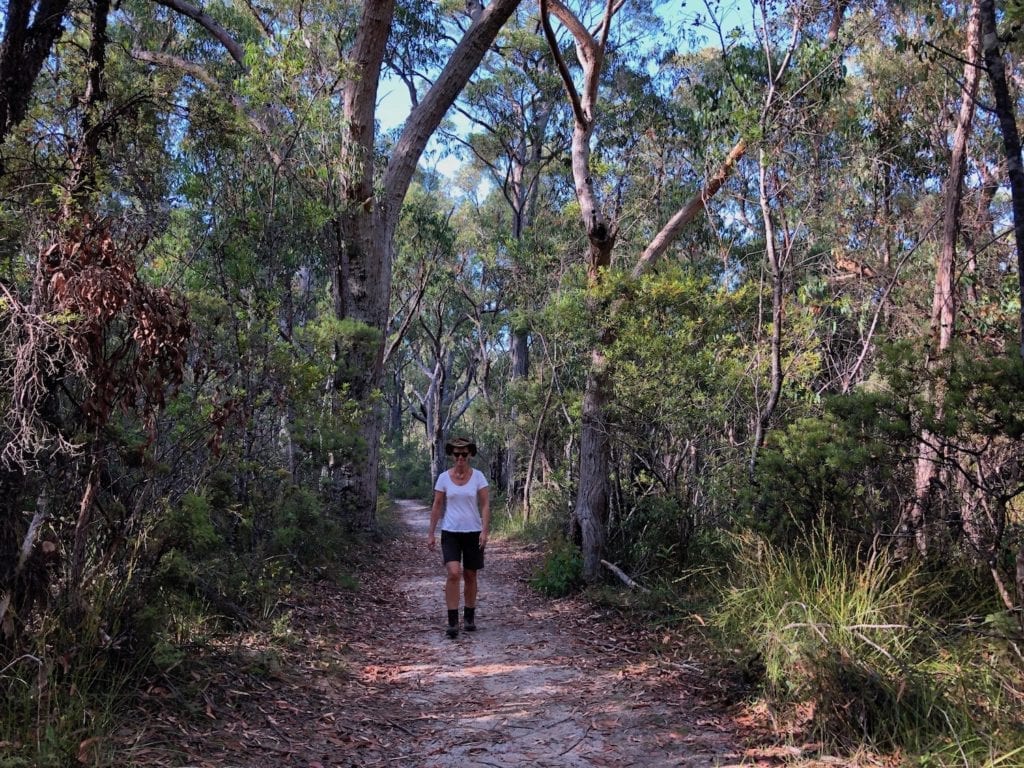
[446,624,459,639]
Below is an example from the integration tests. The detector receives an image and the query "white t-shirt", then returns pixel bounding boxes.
[434,468,489,532]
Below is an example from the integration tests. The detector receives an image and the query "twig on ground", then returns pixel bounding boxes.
[600,559,649,592]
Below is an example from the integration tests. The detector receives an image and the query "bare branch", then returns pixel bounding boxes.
[632,138,747,277]
[540,0,585,126]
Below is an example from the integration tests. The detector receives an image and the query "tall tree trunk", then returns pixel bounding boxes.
[428,360,448,484]
[979,0,1024,361]
[505,91,552,506]
[900,0,980,557]
[575,348,610,580]
[504,326,529,502]
[749,149,785,479]
[328,0,522,527]
[0,0,71,150]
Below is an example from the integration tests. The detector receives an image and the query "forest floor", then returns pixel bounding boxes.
[113,500,850,767]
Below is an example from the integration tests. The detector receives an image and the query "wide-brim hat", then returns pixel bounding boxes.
[445,437,477,456]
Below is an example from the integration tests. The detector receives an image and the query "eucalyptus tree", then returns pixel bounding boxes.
[900,0,983,558]
[538,0,750,580]
[323,0,524,525]
[110,0,523,526]
[451,14,568,503]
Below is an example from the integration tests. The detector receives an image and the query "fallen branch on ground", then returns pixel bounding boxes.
[600,560,649,592]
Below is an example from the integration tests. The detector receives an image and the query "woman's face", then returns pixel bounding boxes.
[451,449,471,466]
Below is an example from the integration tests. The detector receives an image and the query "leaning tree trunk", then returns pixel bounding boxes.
[900,0,980,558]
[329,0,522,527]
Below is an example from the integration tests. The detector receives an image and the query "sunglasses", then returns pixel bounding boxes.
[452,451,470,458]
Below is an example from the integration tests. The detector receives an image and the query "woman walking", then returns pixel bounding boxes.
[427,437,490,638]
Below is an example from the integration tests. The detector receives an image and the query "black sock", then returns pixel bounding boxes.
[447,609,459,627]
[464,606,475,623]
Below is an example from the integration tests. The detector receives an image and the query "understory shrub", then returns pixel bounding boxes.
[609,493,694,578]
[712,530,1024,761]
[751,404,904,548]
[498,479,574,543]
[531,537,583,597]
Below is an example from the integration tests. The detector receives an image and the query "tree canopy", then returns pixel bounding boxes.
[2,0,1024,763]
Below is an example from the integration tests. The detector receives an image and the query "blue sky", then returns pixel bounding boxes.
[376,0,756,177]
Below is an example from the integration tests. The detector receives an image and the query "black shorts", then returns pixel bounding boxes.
[441,530,484,571]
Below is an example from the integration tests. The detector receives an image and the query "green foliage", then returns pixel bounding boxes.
[384,441,433,500]
[531,537,584,597]
[267,484,344,562]
[162,492,222,555]
[751,404,903,546]
[712,531,1024,758]
[496,480,574,544]
[610,494,694,576]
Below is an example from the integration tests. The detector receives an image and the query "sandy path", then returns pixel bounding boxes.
[366,499,743,767]
[118,500,763,767]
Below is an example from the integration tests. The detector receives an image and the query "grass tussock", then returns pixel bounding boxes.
[712,530,1024,763]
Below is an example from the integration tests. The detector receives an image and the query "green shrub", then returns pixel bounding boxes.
[383,441,432,500]
[750,406,902,548]
[162,492,222,555]
[267,484,341,564]
[711,530,1002,755]
[609,494,694,577]
[531,538,583,597]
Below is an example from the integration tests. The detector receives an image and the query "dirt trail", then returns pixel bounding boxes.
[349,500,746,767]
[119,500,769,767]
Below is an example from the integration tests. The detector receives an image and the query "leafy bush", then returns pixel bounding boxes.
[531,537,583,597]
[609,493,695,577]
[750,403,904,548]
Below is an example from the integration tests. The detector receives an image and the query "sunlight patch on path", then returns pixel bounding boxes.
[383,499,740,767]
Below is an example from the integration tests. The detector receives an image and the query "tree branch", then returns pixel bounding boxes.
[384,0,522,215]
[632,138,747,277]
[131,49,283,168]
[151,0,248,69]
[540,0,585,125]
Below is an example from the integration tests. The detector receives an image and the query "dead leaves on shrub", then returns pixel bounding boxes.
[2,214,190,468]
